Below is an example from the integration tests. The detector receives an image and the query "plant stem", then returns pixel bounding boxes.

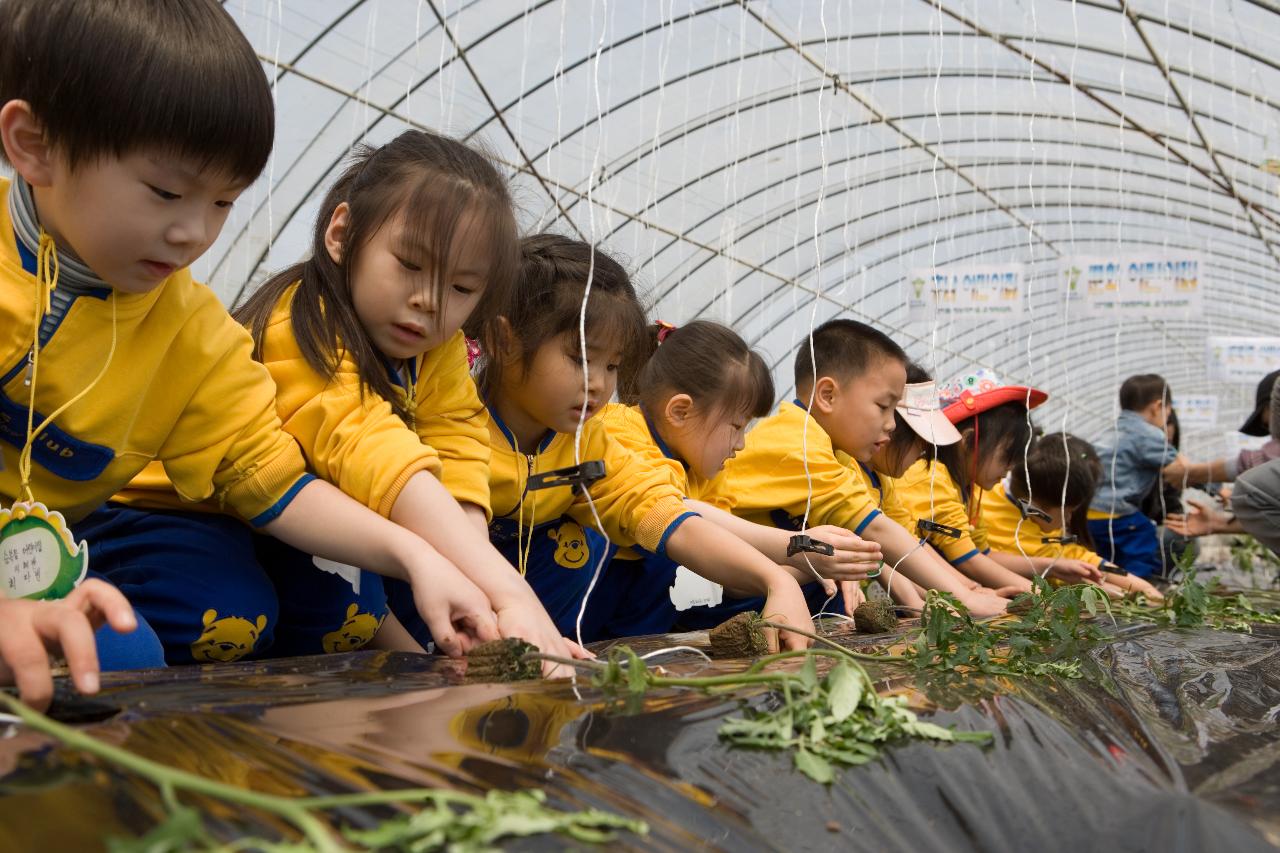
[0,693,342,852]
[761,621,903,665]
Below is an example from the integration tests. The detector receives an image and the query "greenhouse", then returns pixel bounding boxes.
[1,1,1279,850]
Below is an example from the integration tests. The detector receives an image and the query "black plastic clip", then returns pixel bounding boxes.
[1100,561,1129,576]
[917,519,962,539]
[787,535,835,559]
[527,460,606,492]
[1040,534,1079,546]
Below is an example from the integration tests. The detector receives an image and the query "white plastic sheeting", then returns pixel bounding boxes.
[204,0,1280,453]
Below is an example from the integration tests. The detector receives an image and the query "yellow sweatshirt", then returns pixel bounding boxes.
[122,284,491,519]
[0,178,309,526]
[892,458,989,564]
[701,400,880,534]
[486,405,696,556]
[841,452,915,531]
[982,480,1105,566]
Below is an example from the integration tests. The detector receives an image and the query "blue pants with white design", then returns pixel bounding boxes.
[73,504,387,668]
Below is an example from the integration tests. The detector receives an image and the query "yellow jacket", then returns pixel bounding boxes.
[122,284,490,519]
[0,178,309,525]
[892,458,989,564]
[841,453,915,531]
[982,480,1105,566]
[487,405,696,555]
[701,400,880,534]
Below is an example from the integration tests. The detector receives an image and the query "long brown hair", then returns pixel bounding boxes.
[618,320,774,421]
[477,234,647,397]
[235,130,518,421]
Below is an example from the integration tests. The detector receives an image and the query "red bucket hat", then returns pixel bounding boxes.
[938,369,1048,424]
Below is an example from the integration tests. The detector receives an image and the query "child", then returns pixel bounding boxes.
[125,130,578,666]
[0,0,498,696]
[389,235,817,651]
[983,433,1162,599]
[844,363,993,608]
[700,320,1008,620]
[594,320,882,638]
[1088,374,1208,578]
[896,370,1101,594]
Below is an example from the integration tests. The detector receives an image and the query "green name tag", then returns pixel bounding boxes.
[0,501,88,600]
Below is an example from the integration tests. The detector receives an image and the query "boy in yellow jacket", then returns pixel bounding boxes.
[0,0,498,700]
[701,319,1008,622]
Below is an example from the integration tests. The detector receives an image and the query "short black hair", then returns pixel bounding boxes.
[1119,374,1171,412]
[0,0,274,182]
[794,318,907,392]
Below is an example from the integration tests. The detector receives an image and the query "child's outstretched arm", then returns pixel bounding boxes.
[1162,455,1230,486]
[860,515,1009,616]
[0,580,136,710]
[388,471,590,673]
[986,550,1104,584]
[262,479,500,658]
[683,499,882,582]
[662,517,816,651]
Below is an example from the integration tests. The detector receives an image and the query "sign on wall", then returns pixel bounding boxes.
[1172,395,1219,432]
[906,264,1024,322]
[1061,254,1203,317]
[1206,337,1280,383]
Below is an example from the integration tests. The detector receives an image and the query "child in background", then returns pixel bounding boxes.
[389,235,816,651]
[844,363,996,608]
[124,130,580,667]
[1089,374,1219,578]
[0,0,500,694]
[983,433,1162,600]
[895,370,1102,595]
[699,320,1008,622]
[596,320,882,638]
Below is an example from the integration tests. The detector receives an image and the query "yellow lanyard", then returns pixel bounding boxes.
[16,230,117,502]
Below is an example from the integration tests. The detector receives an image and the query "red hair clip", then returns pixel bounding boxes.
[655,320,677,344]
[465,337,482,368]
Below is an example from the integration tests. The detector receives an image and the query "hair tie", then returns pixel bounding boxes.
[655,320,677,344]
[465,337,482,368]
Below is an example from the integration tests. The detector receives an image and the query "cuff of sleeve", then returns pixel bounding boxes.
[635,494,693,553]
[249,473,315,527]
[223,441,309,521]
[655,511,700,558]
[377,457,442,517]
[1226,453,1243,480]
[950,548,980,566]
[853,508,882,536]
[439,468,493,522]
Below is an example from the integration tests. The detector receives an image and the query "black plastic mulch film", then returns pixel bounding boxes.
[1,620,1278,852]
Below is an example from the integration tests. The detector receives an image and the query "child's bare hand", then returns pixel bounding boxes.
[408,562,500,658]
[1166,498,1222,537]
[789,524,881,581]
[0,580,136,711]
[494,608,585,677]
[1047,559,1104,584]
[840,580,866,615]
[763,582,816,652]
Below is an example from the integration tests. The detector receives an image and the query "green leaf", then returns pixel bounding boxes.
[827,662,864,722]
[794,748,834,783]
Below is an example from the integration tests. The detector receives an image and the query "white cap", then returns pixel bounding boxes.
[897,381,962,446]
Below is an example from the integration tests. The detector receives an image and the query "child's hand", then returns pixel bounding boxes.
[958,591,1009,618]
[1105,572,1163,602]
[993,581,1031,599]
[840,580,866,615]
[762,580,816,652]
[406,560,501,657]
[494,607,590,677]
[1046,559,1104,584]
[789,524,882,581]
[0,580,136,711]
[1166,498,1223,537]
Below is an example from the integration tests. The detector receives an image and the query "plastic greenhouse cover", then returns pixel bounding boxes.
[0,619,1277,852]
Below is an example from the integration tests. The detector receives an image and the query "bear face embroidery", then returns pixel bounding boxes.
[548,520,589,569]
[190,609,267,663]
[322,602,384,654]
